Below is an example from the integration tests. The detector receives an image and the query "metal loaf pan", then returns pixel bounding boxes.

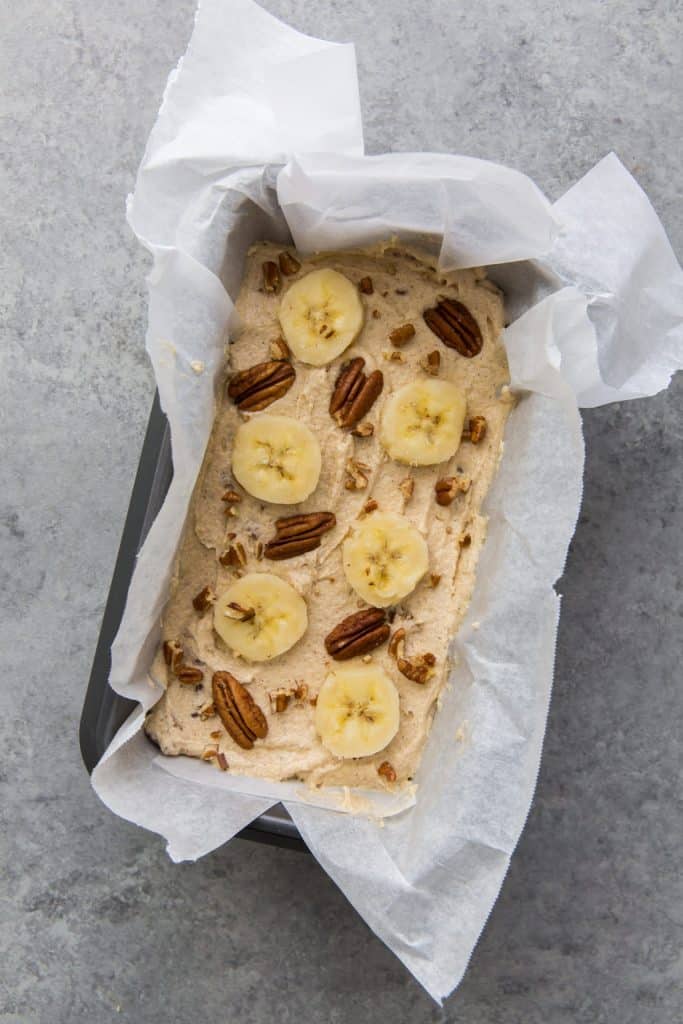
[79,391,305,852]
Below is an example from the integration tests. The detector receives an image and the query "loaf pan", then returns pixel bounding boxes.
[79,391,305,852]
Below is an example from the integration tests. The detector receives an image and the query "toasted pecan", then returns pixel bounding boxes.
[389,323,416,347]
[325,608,390,660]
[264,511,336,560]
[329,357,384,430]
[262,260,281,294]
[423,297,483,357]
[278,251,301,276]
[435,476,471,506]
[192,586,216,612]
[212,671,268,749]
[463,415,487,444]
[227,360,295,411]
[177,665,204,685]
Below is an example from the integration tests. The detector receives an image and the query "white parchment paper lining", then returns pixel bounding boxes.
[91,0,683,1003]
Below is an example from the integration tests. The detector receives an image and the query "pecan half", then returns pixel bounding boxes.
[212,671,268,750]
[423,297,483,357]
[325,608,390,660]
[192,586,216,612]
[227,360,295,412]
[359,276,374,294]
[388,627,436,684]
[462,415,487,444]
[278,251,301,276]
[330,357,365,415]
[264,511,336,560]
[435,475,471,506]
[262,260,281,294]
[389,323,415,347]
[329,357,384,430]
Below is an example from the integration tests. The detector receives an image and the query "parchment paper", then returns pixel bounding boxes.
[91,0,683,1002]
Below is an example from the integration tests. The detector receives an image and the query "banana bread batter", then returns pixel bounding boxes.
[144,242,512,790]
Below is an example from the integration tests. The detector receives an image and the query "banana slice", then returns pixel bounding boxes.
[342,511,429,607]
[380,378,467,466]
[315,662,400,758]
[278,269,364,366]
[231,414,321,504]
[214,573,308,662]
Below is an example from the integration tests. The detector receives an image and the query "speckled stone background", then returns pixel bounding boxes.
[2,1,681,1021]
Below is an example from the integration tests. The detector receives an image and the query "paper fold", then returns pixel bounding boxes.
[92,0,683,1004]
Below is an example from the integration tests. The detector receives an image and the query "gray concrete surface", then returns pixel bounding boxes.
[1,1,681,1021]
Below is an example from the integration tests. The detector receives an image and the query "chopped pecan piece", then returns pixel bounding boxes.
[325,608,390,660]
[329,357,384,430]
[371,309,381,319]
[199,701,216,720]
[262,260,281,294]
[435,475,471,506]
[269,336,291,361]
[223,601,255,622]
[423,297,483,357]
[388,627,436,684]
[463,415,487,444]
[192,586,216,612]
[351,421,374,438]
[212,671,268,750]
[429,573,442,588]
[330,357,364,415]
[177,665,204,685]
[227,360,295,412]
[344,458,370,491]
[359,276,374,294]
[421,350,441,375]
[162,639,184,673]
[278,251,301,276]
[221,489,242,507]
[219,542,247,569]
[377,761,397,783]
[361,498,378,515]
[220,544,246,569]
[459,532,472,548]
[270,691,291,713]
[383,349,405,362]
[216,752,229,771]
[269,682,308,712]
[264,511,336,560]
[389,323,416,347]
[398,477,414,502]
